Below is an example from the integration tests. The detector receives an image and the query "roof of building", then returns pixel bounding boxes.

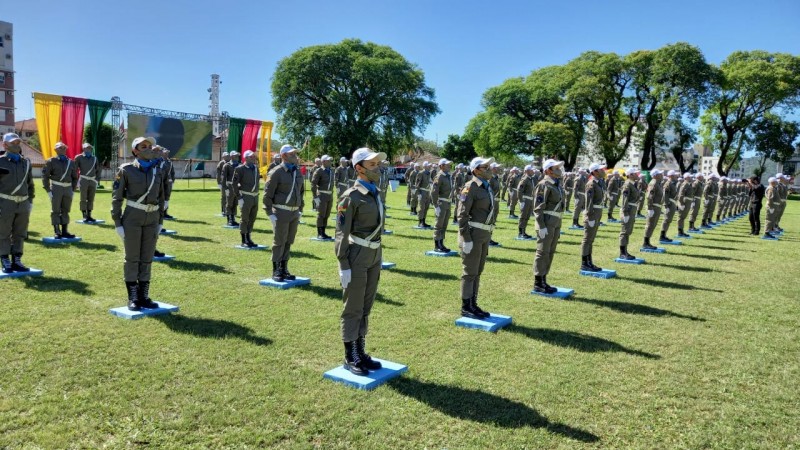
[14,118,37,134]
[20,141,45,166]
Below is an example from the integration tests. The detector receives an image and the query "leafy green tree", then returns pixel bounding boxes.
[83,122,116,167]
[750,113,800,175]
[271,39,440,162]
[441,134,477,163]
[700,51,800,175]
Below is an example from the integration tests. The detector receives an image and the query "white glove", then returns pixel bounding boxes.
[339,269,352,289]
[622,215,629,223]
[27,202,33,212]
[434,206,440,217]
[164,201,170,209]
[462,241,473,255]
[519,202,525,210]
[768,208,774,214]
[538,228,548,239]
[705,200,709,205]
[296,211,302,219]
[678,204,684,211]
[313,197,320,209]
[269,214,277,227]
[587,220,595,228]
[115,226,125,239]
[238,198,244,208]
[156,224,163,236]
[648,210,654,218]
[48,191,53,200]
[690,202,695,209]
[218,184,222,189]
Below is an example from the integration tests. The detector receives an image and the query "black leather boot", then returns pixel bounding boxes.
[241,233,247,246]
[1,255,13,274]
[272,261,285,282]
[356,336,382,370]
[61,224,75,239]
[53,224,63,239]
[86,210,96,223]
[343,341,369,375]
[440,240,451,253]
[126,282,141,311]
[580,255,594,271]
[320,227,332,240]
[643,237,657,250]
[138,281,159,309]
[542,276,557,294]
[281,261,296,281]
[11,254,29,272]
[660,231,672,243]
[461,297,481,319]
[82,210,88,221]
[246,233,257,247]
[533,276,549,293]
[588,254,602,271]
[153,249,165,257]
[470,295,490,319]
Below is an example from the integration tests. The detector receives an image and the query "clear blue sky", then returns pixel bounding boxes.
[7,0,800,144]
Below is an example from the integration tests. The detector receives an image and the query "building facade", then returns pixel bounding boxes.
[0,21,14,135]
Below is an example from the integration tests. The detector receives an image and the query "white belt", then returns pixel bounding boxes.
[126,200,160,212]
[575,192,585,196]
[438,198,451,203]
[544,211,563,218]
[318,190,332,195]
[80,175,98,184]
[780,200,787,203]
[51,181,72,187]
[628,202,639,207]
[0,193,28,203]
[273,204,299,211]
[592,205,604,209]
[337,182,347,186]
[418,188,430,192]
[226,182,233,185]
[241,191,259,197]
[349,235,381,249]
[522,195,533,200]
[693,196,702,199]
[468,221,495,231]
[652,204,663,209]
[669,199,677,204]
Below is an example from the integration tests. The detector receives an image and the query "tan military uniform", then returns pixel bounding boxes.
[606,175,622,218]
[507,171,522,215]
[776,181,789,228]
[223,161,240,217]
[0,154,35,256]
[564,173,575,211]
[335,164,349,198]
[111,160,165,282]
[216,159,228,214]
[636,178,648,216]
[452,170,466,223]
[580,176,605,257]
[765,184,780,232]
[660,178,679,236]
[689,179,704,226]
[335,181,384,342]
[311,166,334,229]
[42,156,79,227]
[676,179,693,232]
[74,153,99,214]
[619,179,641,246]
[702,179,718,225]
[643,178,664,239]
[572,173,587,225]
[160,158,175,204]
[533,176,564,276]
[489,174,501,224]
[231,163,260,234]
[517,174,535,233]
[457,176,495,300]
[263,163,305,263]
[404,167,417,206]
[431,170,452,241]
[415,169,432,224]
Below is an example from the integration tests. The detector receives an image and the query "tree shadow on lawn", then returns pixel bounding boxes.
[167,235,217,243]
[162,259,231,273]
[487,256,527,265]
[685,244,755,252]
[700,237,747,244]
[573,297,705,321]
[677,253,740,262]
[506,324,660,360]
[645,262,734,274]
[389,378,599,443]
[299,284,404,306]
[621,276,724,293]
[172,219,209,225]
[21,276,93,295]
[292,251,323,260]
[392,268,458,281]
[74,241,119,252]
[391,233,434,241]
[153,314,272,346]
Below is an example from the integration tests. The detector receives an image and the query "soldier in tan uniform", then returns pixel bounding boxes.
[231,150,261,247]
[0,133,35,273]
[659,170,680,243]
[158,146,176,220]
[701,173,719,228]
[606,172,622,221]
[263,145,305,281]
[533,159,565,293]
[407,163,421,214]
[452,163,466,225]
[507,167,522,219]
[335,147,386,376]
[688,173,705,231]
[42,142,79,239]
[311,154,335,240]
[619,168,642,260]
[675,172,693,238]
[457,156,496,319]
[571,169,587,228]
[267,153,281,172]
[774,174,790,232]
[764,177,781,238]
[74,143,100,223]
[636,175,648,217]
[111,136,164,311]
[516,165,536,239]
[335,157,349,199]
[216,151,230,215]
[223,151,241,226]
[415,162,433,228]
[563,171,575,213]
[488,163,502,246]
[642,169,665,250]
[579,164,606,272]
[431,158,453,252]
[378,160,390,206]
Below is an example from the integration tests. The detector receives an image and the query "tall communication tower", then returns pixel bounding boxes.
[209,74,221,136]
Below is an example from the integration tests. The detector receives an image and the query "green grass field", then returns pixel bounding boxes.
[2,180,798,448]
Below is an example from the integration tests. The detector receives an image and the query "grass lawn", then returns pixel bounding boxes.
[2,180,798,448]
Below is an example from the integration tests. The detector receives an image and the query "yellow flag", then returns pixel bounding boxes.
[34,93,63,159]
[258,121,273,178]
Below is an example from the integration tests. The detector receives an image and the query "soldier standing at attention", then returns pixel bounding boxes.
[0,133,35,274]
[774,174,790,232]
[335,147,386,376]
[701,173,719,228]
[688,173,705,232]
[579,164,606,272]
[267,153,281,172]
[223,151,241,227]
[642,169,665,250]
[231,150,261,247]
[42,142,79,239]
[659,170,679,243]
[516,165,536,239]
[636,174,648,217]
[507,167,522,219]
[452,163,466,225]
[488,163,502,246]
[499,167,509,202]
[764,177,780,238]
[263,145,305,282]
[675,172,693,238]
[606,171,622,221]
[415,161,433,228]
[404,164,416,207]
[74,143,100,223]
[216,151,230,215]
[111,136,164,311]
[571,169,587,229]
[431,158,453,252]
[533,159,565,293]
[563,171,575,213]
[311,155,335,240]
[335,157,349,199]
[158,147,176,220]
[408,162,421,215]
[457,156,496,319]
[618,168,642,260]
[378,160,390,206]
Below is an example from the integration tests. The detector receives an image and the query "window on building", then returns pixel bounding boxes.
[0,110,6,122]
[0,73,4,84]
[0,90,5,103]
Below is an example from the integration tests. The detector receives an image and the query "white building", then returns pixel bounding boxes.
[700,156,745,179]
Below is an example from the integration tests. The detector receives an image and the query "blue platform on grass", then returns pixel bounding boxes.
[109,302,179,320]
[412,225,432,230]
[507,215,519,220]
[455,313,512,332]
[383,230,393,235]
[607,219,620,223]
[615,257,645,264]
[425,250,458,257]
[153,255,176,262]
[568,225,584,230]
[640,247,666,253]
[310,237,334,242]
[688,229,704,234]
[515,236,535,241]
[323,358,408,390]
[381,262,396,270]
[223,225,239,229]
[530,286,574,299]
[488,242,503,247]
[579,268,617,279]
[76,219,105,225]
[0,268,44,280]
[235,245,267,250]
[160,230,178,235]
[659,240,682,245]
[259,277,311,289]
[42,236,82,244]
[762,235,779,240]
[164,216,177,221]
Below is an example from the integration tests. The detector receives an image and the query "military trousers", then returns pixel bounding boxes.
[0,198,31,255]
[433,200,451,240]
[580,208,603,257]
[677,200,692,230]
[660,203,677,234]
[643,205,662,238]
[689,199,702,223]
[271,208,300,262]
[219,185,227,213]
[122,207,160,282]
[508,190,518,215]
[341,244,382,342]
[50,184,74,226]
[518,199,534,231]
[702,198,717,223]
[239,195,258,234]
[607,193,620,217]
[564,189,574,211]
[460,228,491,299]
[225,187,239,217]
[316,193,333,228]
[619,210,637,246]
[573,193,585,224]
[534,215,562,276]
[417,192,431,221]
[79,178,97,212]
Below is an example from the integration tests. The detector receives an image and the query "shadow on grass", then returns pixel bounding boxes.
[487,256,527,265]
[389,378,599,443]
[645,262,731,274]
[392,268,458,281]
[26,231,40,237]
[292,251,323,260]
[687,244,754,252]
[622,276,723,292]
[700,237,745,243]
[391,233,433,241]
[173,219,210,225]
[299,284,405,307]
[573,297,705,322]
[21,276,93,295]
[162,259,231,273]
[506,324,660,359]
[153,314,272,346]
[167,235,217,243]
[74,241,119,252]
[678,253,740,262]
